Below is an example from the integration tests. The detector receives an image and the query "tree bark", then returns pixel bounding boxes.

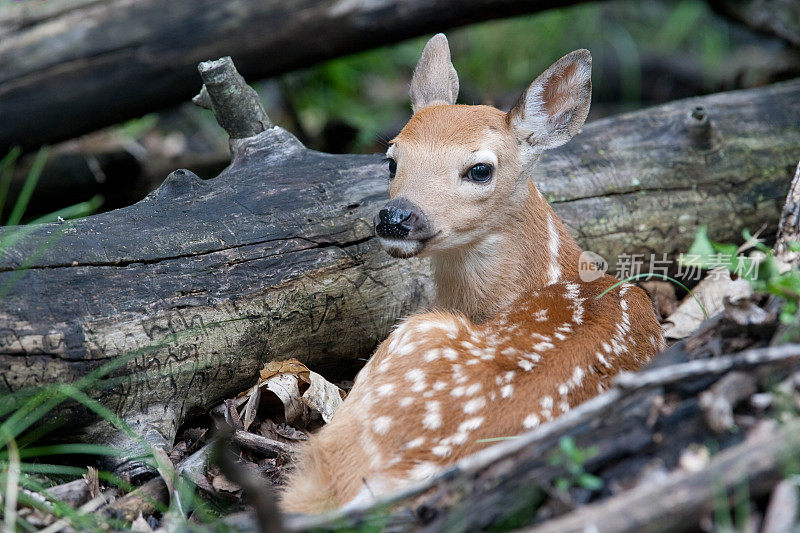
[709,0,800,47]
[0,0,589,153]
[0,76,798,464]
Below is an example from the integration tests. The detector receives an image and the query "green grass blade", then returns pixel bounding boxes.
[2,443,144,461]
[26,195,104,225]
[0,388,67,445]
[57,385,138,440]
[475,436,521,443]
[0,146,22,222]
[595,272,710,319]
[6,147,49,227]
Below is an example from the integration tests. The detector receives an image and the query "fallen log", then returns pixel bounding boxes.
[709,0,800,47]
[0,0,595,152]
[0,57,798,471]
[522,420,800,533]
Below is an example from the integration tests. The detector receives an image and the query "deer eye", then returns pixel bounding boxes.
[466,163,493,183]
[387,158,397,179]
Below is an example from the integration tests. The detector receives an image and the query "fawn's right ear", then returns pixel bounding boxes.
[507,50,592,152]
[409,34,460,113]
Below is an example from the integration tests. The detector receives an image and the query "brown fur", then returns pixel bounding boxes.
[280,37,663,513]
[282,277,662,512]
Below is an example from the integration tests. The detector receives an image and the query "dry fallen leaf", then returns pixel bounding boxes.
[239,358,346,427]
[640,280,678,318]
[662,269,731,339]
[302,370,346,423]
[83,466,100,499]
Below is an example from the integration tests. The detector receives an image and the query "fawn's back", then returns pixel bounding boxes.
[280,34,664,513]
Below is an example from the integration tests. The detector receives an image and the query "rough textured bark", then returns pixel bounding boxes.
[521,421,800,533]
[0,0,588,152]
[710,0,800,47]
[0,79,798,462]
[536,79,800,270]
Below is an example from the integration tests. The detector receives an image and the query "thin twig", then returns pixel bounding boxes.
[38,492,110,533]
[615,344,800,391]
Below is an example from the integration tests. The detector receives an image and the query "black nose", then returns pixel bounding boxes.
[375,198,429,240]
[376,206,415,239]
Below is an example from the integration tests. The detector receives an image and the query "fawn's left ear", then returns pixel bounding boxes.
[507,50,592,152]
[409,34,460,113]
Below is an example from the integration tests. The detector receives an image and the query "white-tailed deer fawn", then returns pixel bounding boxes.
[281,34,664,513]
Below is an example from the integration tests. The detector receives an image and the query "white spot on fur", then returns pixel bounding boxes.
[463,397,486,414]
[465,383,482,396]
[396,342,416,357]
[408,461,439,481]
[523,414,540,429]
[442,347,459,361]
[518,359,535,371]
[423,349,441,362]
[377,383,395,397]
[532,309,548,322]
[540,396,553,410]
[572,366,585,387]
[597,351,611,368]
[459,417,484,432]
[423,401,442,430]
[373,416,392,435]
[432,445,452,458]
[501,384,514,398]
[448,431,469,445]
[400,396,413,407]
[439,320,460,339]
[433,380,447,391]
[405,368,425,383]
[405,437,425,449]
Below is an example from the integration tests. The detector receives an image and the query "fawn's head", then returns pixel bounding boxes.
[375,34,592,259]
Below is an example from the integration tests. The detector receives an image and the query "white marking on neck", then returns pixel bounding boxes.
[546,211,561,284]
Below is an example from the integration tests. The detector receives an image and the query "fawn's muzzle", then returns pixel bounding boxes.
[374,198,432,258]
[375,199,429,239]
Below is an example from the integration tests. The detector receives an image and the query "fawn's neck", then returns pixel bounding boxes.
[431,180,581,322]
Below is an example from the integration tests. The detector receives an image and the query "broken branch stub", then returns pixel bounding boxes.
[195,56,272,140]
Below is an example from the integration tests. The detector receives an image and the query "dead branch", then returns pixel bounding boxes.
[522,420,800,533]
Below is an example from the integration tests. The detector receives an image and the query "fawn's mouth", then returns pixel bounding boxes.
[379,232,440,259]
